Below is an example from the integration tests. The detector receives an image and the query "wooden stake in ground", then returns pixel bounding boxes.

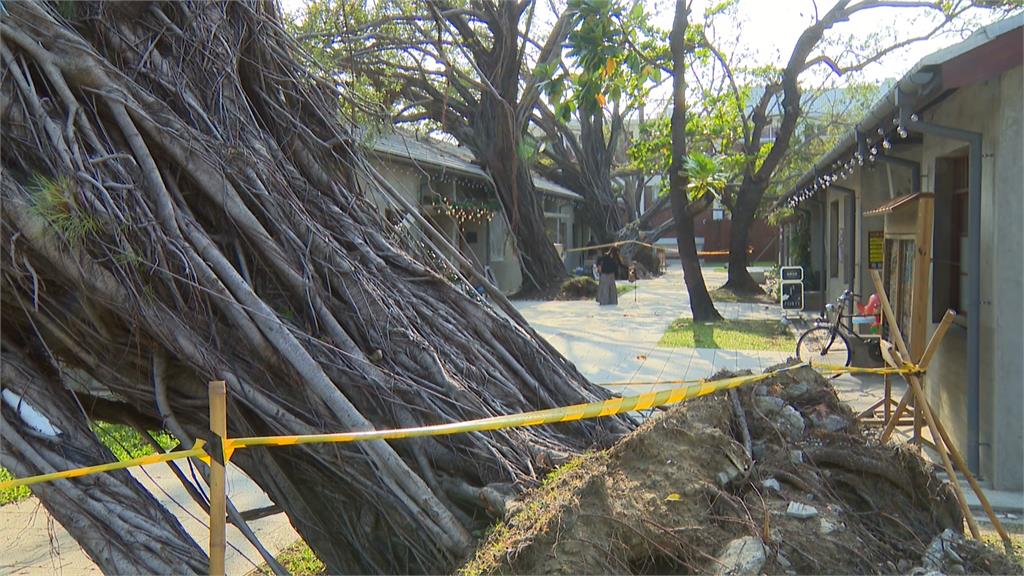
[209,380,228,576]
[869,271,1013,552]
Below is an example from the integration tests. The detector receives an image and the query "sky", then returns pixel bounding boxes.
[278,0,1011,87]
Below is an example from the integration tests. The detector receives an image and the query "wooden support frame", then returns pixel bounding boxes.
[880,310,956,443]
[209,381,227,576]
[910,197,934,440]
[909,197,934,362]
[869,271,1012,553]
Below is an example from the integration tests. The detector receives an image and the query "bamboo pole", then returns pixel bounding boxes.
[209,380,227,576]
[869,271,988,541]
[880,310,956,442]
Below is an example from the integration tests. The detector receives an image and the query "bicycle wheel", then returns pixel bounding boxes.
[796,326,852,367]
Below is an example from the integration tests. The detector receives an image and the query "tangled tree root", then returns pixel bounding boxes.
[462,365,1019,575]
[0,1,633,573]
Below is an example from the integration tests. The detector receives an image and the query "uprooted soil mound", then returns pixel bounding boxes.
[461,364,1021,575]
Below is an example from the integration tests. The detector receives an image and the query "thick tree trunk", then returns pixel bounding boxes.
[668,0,722,322]
[578,109,624,240]
[473,96,568,295]
[462,2,567,297]
[0,2,632,573]
[0,346,207,574]
[532,101,624,245]
[723,179,769,294]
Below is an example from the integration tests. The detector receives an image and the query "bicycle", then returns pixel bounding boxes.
[796,290,883,367]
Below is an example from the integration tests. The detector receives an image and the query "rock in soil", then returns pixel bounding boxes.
[459,364,1020,575]
[786,501,818,519]
[713,536,766,575]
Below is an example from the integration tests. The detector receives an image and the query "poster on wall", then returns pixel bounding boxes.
[868,231,884,270]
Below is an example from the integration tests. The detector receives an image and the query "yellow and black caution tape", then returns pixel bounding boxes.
[1,441,211,490]
[0,367,802,491]
[565,239,671,254]
[600,363,920,389]
[806,363,923,376]
[227,369,791,450]
[1,362,925,491]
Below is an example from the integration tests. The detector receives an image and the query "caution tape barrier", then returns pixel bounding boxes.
[1,442,212,490]
[0,362,923,491]
[565,239,669,253]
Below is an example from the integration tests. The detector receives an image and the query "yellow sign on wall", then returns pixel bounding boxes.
[869,230,884,270]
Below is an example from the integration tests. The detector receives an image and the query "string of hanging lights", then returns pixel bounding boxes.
[431,195,500,225]
[784,113,918,209]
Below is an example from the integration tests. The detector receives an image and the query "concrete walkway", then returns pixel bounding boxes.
[0,463,297,575]
[514,266,791,395]
[515,264,898,417]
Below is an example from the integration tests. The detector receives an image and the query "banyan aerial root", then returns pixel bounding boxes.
[0,1,633,573]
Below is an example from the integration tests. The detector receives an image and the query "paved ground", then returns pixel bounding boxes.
[0,463,297,576]
[514,264,897,416]
[515,267,787,387]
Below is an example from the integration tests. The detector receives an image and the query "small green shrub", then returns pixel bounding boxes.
[558,276,598,300]
[29,173,100,242]
[90,421,178,461]
[0,468,31,506]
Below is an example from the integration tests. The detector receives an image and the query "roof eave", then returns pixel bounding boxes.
[776,15,1023,211]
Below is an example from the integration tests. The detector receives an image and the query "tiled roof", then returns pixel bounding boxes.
[365,132,583,201]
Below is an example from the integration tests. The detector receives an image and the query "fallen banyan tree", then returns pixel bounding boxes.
[0,1,635,573]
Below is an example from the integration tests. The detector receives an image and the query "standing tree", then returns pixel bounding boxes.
[668,0,723,321]
[0,2,633,574]
[295,0,574,295]
[529,0,668,244]
[714,0,1003,293]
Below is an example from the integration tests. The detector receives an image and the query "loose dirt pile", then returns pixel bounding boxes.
[461,364,1021,575]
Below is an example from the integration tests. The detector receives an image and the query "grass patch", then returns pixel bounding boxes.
[248,540,326,576]
[0,468,31,506]
[981,528,1024,567]
[658,318,793,351]
[616,283,637,296]
[710,287,775,304]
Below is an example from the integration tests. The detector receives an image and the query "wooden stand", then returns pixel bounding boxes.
[209,381,227,576]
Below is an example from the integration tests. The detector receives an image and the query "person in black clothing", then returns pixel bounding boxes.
[596,246,621,305]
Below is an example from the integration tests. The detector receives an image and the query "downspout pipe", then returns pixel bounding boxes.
[811,168,828,314]
[897,89,982,475]
[818,196,828,315]
[830,184,857,314]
